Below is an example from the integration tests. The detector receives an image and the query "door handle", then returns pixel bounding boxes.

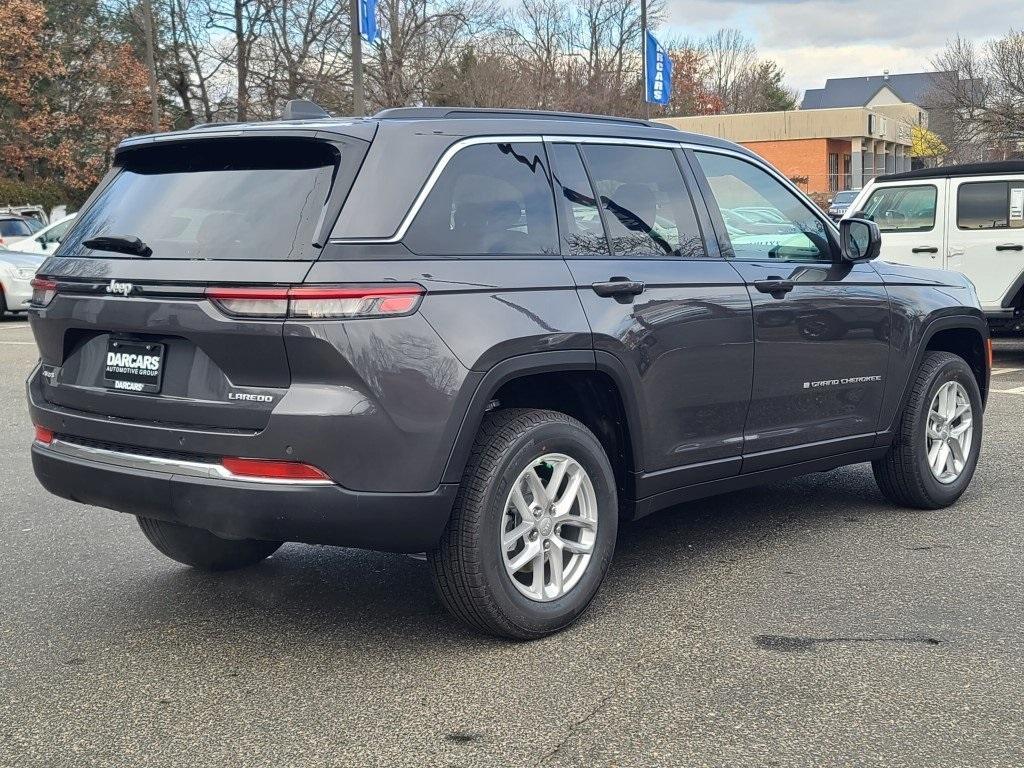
[911,246,939,254]
[753,278,794,299]
[592,277,646,299]
[996,243,1023,252]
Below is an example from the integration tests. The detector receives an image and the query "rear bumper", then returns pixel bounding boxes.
[32,440,457,553]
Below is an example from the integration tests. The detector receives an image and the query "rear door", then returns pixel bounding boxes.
[858,180,946,269]
[947,175,1024,310]
[690,149,891,469]
[550,139,754,493]
[31,135,364,431]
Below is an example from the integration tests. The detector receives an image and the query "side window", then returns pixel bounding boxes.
[404,142,559,256]
[581,144,706,258]
[549,143,609,256]
[957,181,1024,230]
[694,151,833,263]
[861,184,937,232]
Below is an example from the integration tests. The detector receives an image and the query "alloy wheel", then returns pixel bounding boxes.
[500,453,598,602]
[926,381,974,484]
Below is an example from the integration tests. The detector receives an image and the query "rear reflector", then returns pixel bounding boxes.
[34,425,54,445]
[221,457,332,483]
[206,284,424,319]
[30,278,58,307]
[985,338,994,371]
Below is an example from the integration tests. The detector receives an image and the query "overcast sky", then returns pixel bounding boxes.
[661,0,1019,96]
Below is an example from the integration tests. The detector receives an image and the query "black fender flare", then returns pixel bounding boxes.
[441,350,646,484]
[882,313,989,440]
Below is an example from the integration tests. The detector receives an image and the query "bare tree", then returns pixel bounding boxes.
[931,32,1024,161]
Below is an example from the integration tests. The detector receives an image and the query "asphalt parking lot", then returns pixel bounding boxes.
[1,314,1022,768]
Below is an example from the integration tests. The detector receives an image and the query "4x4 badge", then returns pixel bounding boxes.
[106,280,135,296]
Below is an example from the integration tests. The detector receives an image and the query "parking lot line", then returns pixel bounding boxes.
[991,367,1023,376]
[0,341,36,346]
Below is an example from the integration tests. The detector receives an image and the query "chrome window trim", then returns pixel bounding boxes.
[330,134,544,245]
[41,438,335,486]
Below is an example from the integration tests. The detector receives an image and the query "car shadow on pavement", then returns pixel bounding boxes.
[100,464,910,650]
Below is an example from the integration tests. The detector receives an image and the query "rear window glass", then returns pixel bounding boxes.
[0,219,32,237]
[61,139,339,260]
[957,181,1024,230]
[403,142,559,257]
[583,145,705,258]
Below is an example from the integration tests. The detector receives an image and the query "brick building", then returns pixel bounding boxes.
[658,105,920,195]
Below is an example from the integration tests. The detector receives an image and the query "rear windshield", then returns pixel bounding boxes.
[832,191,857,204]
[0,219,32,237]
[61,139,340,260]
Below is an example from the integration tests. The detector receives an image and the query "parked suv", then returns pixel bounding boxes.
[28,106,990,639]
[849,161,1024,333]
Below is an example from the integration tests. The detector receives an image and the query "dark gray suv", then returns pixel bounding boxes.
[27,106,990,639]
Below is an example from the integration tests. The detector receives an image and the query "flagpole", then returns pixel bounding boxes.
[641,0,649,118]
[351,0,365,116]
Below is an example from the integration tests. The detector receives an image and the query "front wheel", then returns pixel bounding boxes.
[873,351,983,509]
[428,409,618,639]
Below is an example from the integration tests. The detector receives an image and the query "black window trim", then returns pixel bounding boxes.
[863,182,939,234]
[955,178,1024,232]
[685,146,840,265]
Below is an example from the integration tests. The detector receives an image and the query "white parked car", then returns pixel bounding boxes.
[0,250,45,315]
[847,161,1024,333]
[14,213,77,255]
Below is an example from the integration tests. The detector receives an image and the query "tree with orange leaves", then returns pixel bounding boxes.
[0,0,152,193]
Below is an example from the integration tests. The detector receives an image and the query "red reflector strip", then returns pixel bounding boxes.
[221,457,332,483]
[34,425,54,445]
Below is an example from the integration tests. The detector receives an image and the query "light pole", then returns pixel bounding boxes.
[350,0,365,116]
[640,0,649,118]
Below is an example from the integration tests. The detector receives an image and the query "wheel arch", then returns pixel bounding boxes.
[886,314,990,436]
[441,351,645,507]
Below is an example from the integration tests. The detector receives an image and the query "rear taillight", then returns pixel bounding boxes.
[206,284,424,319]
[30,278,58,307]
[34,425,54,445]
[221,457,332,483]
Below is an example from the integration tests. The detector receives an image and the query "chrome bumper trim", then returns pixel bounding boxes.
[41,438,334,485]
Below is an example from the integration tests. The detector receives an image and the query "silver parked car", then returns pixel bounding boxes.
[0,250,45,315]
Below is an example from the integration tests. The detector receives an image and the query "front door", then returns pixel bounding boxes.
[548,140,754,495]
[947,175,1024,311]
[859,180,946,269]
[691,149,891,471]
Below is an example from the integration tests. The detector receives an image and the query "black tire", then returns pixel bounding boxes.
[872,351,983,509]
[137,516,282,571]
[428,408,618,640]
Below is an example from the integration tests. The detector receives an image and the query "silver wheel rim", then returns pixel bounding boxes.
[926,381,974,485]
[500,453,598,602]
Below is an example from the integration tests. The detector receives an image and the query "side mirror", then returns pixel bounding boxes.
[840,217,881,263]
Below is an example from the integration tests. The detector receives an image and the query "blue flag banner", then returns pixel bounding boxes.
[645,31,672,106]
[360,0,378,44]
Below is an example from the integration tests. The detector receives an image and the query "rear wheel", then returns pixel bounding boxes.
[429,408,618,640]
[872,351,983,509]
[137,517,282,571]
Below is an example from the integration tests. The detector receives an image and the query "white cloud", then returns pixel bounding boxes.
[660,0,1014,95]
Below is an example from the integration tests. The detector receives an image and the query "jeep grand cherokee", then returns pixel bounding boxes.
[27,105,990,639]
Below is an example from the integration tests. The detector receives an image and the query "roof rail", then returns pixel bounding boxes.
[372,106,673,130]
